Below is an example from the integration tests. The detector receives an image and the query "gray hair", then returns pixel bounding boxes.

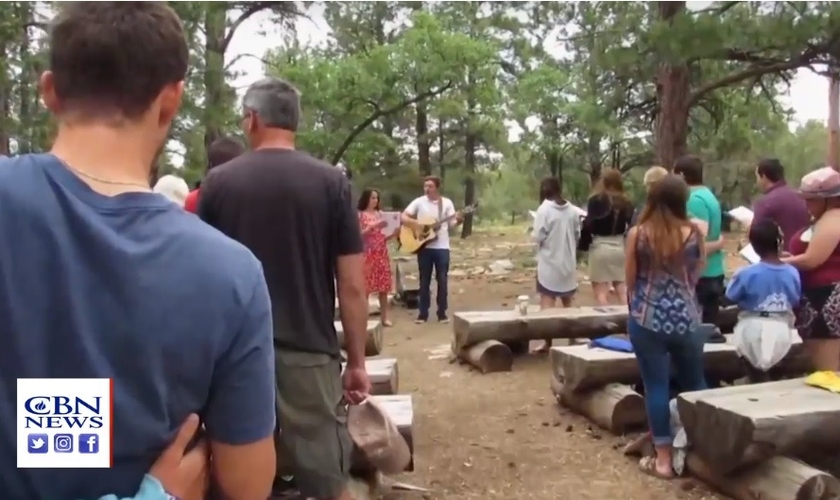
[242,77,301,132]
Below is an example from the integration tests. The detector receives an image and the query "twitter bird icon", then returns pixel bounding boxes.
[27,434,48,454]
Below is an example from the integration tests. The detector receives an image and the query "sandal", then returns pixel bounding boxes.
[382,320,394,327]
[532,343,551,354]
[639,456,674,480]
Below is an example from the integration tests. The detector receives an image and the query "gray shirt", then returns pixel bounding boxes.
[532,199,580,293]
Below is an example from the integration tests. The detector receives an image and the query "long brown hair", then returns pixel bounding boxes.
[637,174,692,266]
[590,169,632,217]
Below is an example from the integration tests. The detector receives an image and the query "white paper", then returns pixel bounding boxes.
[528,210,537,219]
[740,244,760,264]
[728,206,754,225]
[380,211,401,236]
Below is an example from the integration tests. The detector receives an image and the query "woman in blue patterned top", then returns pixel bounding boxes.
[624,174,707,479]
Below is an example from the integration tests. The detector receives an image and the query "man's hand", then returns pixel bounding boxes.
[455,211,464,223]
[149,414,209,500]
[342,366,371,404]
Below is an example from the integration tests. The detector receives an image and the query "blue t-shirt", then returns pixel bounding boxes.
[0,154,276,500]
[725,262,801,313]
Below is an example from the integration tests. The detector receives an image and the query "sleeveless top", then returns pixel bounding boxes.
[789,224,840,289]
[629,226,703,334]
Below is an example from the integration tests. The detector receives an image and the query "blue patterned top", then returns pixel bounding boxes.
[629,227,703,334]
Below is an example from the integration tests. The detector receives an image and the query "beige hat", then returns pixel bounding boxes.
[347,399,410,474]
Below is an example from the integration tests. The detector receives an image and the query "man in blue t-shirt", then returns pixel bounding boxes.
[0,4,276,500]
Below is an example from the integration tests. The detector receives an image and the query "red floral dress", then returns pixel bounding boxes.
[359,211,393,294]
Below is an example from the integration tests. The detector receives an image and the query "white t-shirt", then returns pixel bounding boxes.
[404,196,456,250]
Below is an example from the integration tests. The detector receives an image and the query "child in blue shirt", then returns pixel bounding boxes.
[725,219,801,380]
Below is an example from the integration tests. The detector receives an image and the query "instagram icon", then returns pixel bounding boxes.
[53,434,74,453]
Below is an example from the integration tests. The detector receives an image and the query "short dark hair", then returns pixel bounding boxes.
[673,155,704,185]
[49,2,189,120]
[757,158,785,183]
[749,219,783,258]
[357,188,380,211]
[207,137,244,171]
[539,177,562,202]
[424,176,441,188]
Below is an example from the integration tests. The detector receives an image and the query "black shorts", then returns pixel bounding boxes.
[695,275,725,325]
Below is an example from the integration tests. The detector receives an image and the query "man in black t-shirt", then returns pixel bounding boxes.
[199,77,371,500]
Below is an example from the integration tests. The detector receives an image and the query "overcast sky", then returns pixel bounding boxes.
[226,8,827,131]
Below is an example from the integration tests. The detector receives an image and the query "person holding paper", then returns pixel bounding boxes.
[725,220,800,382]
[783,167,840,372]
[674,155,726,325]
[753,158,810,249]
[532,177,580,353]
[581,169,634,306]
[358,188,397,326]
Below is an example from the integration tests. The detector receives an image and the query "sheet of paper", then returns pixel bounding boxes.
[739,244,760,264]
[380,211,401,236]
[728,206,754,225]
[528,210,537,219]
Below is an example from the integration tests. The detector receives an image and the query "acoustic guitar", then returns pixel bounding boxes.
[398,203,478,255]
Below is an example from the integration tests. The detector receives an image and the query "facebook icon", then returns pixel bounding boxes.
[78,434,99,454]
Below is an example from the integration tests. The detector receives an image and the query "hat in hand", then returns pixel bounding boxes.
[347,399,410,475]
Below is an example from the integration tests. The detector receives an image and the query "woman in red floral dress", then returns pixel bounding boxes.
[358,188,397,326]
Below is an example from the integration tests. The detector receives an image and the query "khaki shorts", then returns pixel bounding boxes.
[274,349,351,499]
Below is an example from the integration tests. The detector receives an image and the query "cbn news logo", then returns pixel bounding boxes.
[17,378,113,469]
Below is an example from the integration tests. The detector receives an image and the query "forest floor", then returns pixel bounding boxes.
[382,225,747,500]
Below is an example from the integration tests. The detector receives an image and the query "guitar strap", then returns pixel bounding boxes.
[437,197,444,224]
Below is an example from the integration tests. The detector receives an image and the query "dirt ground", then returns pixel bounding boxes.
[383,226,747,500]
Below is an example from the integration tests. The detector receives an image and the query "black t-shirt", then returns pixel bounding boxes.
[199,148,363,355]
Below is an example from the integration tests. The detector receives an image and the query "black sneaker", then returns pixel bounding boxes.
[415,317,427,324]
[438,316,449,324]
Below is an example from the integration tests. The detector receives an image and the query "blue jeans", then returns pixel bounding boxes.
[417,248,450,320]
[628,317,707,445]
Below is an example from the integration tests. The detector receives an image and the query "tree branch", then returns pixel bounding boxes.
[330,82,454,166]
[221,2,303,53]
[688,48,820,107]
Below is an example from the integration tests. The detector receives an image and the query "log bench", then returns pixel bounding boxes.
[333,295,393,318]
[394,258,419,309]
[677,378,840,475]
[342,358,399,395]
[452,305,739,373]
[550,334,807,393]
[351,394,414,473]
[335,320,383,356]
[549,376,646,434]
[686,453,840,500]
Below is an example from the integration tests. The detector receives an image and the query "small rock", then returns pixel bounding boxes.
[506,429,515,434]
[541,422,549,427]
[565,425,574,432]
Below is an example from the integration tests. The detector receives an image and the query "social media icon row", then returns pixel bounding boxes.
[27,433,99,454]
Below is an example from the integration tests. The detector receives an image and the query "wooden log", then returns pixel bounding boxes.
[333,295,393,318]
[550,334,805,393]
[394,258,419,309]
[549,376,647,434]
[459,340,513,373]
[351,395,414,473]
[342,358,399,395]
[678,378,840,475]
[686,452,840,500]
[335,320,383,357]
[453,305,739,352]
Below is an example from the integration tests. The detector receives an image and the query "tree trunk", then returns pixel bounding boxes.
[415,98,431,177]
[203,5,226,151]
[655,1,690,169]
[16,4,32,154]
[828,76,839,170]
[461,130,476,238]
[587,134,603,185]
[437,118,446,182]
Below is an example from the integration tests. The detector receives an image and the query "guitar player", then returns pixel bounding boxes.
[401,176,464,324]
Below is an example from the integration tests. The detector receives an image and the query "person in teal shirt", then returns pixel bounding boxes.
[90,414,207,500]
[675,155,727,325]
